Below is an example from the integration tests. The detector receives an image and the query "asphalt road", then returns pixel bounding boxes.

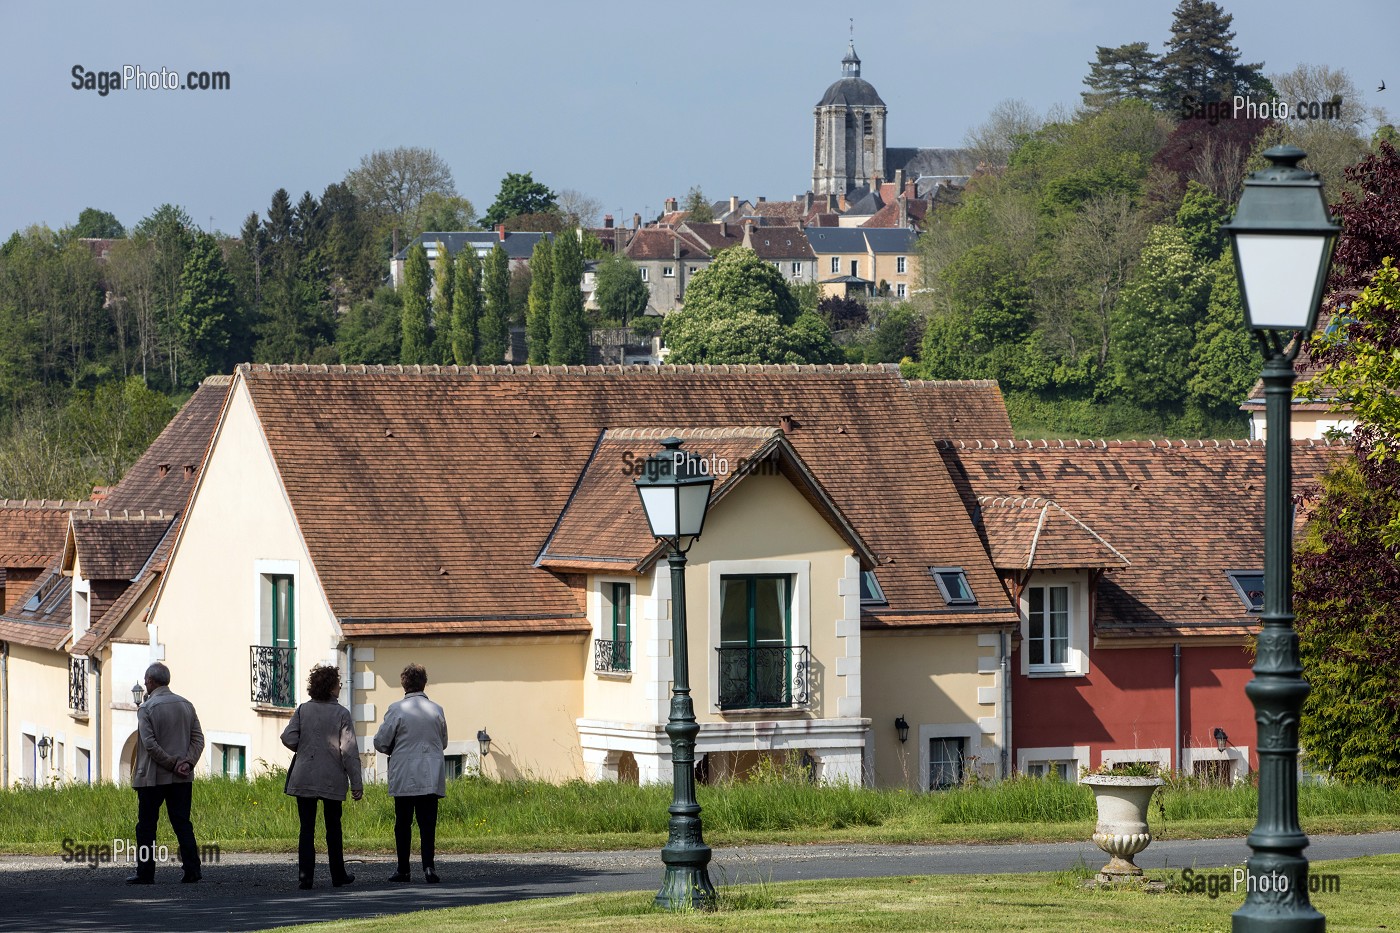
[3,832,1398,933]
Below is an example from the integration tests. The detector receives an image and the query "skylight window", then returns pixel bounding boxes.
[860,570,887,605]
[1227,571,1265,613]
[930,567,976,606]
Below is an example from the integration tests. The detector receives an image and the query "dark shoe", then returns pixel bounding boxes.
[424,867,440,884]
[388,870,412,883]
[125,874,154,885]
[332,873,355,888]
[298,880,313,890]
[181,871,202,883]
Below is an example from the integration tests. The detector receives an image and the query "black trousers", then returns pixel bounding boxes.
[134,783,200,879]
[296,796,349,883]
[393,795,439,871]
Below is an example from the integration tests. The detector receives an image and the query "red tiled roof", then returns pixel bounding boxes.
[743,226,814,261]
[0,502,85,567]
[861,199,929,229]
[622,228,708,262]
[68,511,174,581]
[906,380,1014,439]
[103,377,231,513]
[236,364,1017,637]
[976,496,1129,570]
[940,438,1344,639]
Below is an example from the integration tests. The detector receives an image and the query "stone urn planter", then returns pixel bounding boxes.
[1081,774,1165,882]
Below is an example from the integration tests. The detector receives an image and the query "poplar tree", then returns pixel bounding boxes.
[399,242,430,364]
[479,244,511,363]
[548,230,587,365]
[451,247,481,364]
[526,236,554,364]
[431,242,454,363]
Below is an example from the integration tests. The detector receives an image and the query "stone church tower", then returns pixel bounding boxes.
[812,41,887,196]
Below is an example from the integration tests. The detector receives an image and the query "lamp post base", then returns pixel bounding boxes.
[655,851,717,910]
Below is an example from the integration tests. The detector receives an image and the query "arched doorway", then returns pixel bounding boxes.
[118,732,139,784]
[616,751,639,786]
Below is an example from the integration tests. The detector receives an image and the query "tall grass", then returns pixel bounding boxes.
[2,773,1396,854]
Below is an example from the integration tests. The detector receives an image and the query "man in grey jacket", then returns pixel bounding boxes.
[373,663,447,883]
[129,662,205,884]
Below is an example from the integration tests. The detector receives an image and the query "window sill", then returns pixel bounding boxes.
[593,671,633,681]
[715,705,813,717]
[1027,668,1086,679]
[68,710,90,722]
[252,703,296,716]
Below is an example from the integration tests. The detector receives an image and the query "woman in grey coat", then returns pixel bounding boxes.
[282,664,363,889]
[373,663,448,883]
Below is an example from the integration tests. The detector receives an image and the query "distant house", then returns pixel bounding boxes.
[805,227,919,299]
[621,227,712,314]
[390,227,553,287]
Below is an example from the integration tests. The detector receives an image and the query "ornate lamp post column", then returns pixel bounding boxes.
[1224,145,1339,932]
[635,437,717,909]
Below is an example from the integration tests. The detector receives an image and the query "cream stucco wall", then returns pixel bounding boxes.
[358,638,586,781]
[582,572,657,726]
[863,628,1004,790]
[145,378,341,777]
[4,643,73,786]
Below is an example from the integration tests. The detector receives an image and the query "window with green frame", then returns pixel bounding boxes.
[608,582,631,671]
[718,575,794,708]
[221,744,246,779]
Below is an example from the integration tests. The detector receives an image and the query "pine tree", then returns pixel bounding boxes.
[451,247,481,365]
[548,230,587,364]
[431,242,454,363]
[1157,0,1269,107]
[1081,42,1159,110]
[479,244,511,363]
[526,237,553,364]
[176,232,239,383]
[400,243,430,364]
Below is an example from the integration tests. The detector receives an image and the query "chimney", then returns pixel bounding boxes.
[757,196,766,203]
[803,192,814,213]
[826,193,838,211]
[158,463,170,478]
[632,213,641,230]
[718,220,727,239]
[898,196,909,229]
[604,214,614,229]
[838,193,848,212]
[183,464,196,480]
[893,169,904,193]
[729,195,739,214]
[497,223,506,242]
[665,197,678,213]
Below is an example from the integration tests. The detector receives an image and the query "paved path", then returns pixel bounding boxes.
[3,833,1398,933]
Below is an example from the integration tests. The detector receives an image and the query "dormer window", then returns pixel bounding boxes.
[930,567,975,606]
[1226,571,1265,613]
[860,570,887,605]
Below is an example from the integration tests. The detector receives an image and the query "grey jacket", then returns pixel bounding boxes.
[281,700,363,800]
[373,692,448,798]
[133,687,204,788]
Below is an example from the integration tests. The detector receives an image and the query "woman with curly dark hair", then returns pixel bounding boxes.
[281,663,363,889]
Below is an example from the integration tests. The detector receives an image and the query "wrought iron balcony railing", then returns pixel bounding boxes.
[716,645,810,710]
[594,638,632,674]
[69,656,89,714]
[250,645,296,707]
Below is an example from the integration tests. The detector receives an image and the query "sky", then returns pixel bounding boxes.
[1,0,1396,237]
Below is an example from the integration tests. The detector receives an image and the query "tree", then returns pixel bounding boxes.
[479,244,511,364]
[399,243,430,364]
[525,237,553,364]
[817,295,869,332]
[1294,262,1400,786]
[481,172,557,227]
[593,253,649,327]
[451,247,481,365]
[1108,224,1210,407]
[963,99,1042,168]
[1325,141,1400,296]
[337,287,402,365]
[556,189,603,228]
[682,187,714,223]
[133,204,196,388]
[548,231,587,365]
[1271,65,1380,199]
[1174,181,1228,264]
[1156,0,1269,107]
[662,247,839,364]
[1185,248,1259,420]
[345,146,456,237]
[414,192,478,236]
[61,376,175,489]
[867,304,924,363]
[253,190,335,365]
[1082,43,1159,111]
[176,232,240,383]
[431,242,455,363]
[70,208,126,239]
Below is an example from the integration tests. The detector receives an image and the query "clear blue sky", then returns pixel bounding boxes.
[1,0,1394,236]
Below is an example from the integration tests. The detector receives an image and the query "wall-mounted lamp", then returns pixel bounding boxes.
[1213,727,1229,753]
[37,736,53,761]
[132,682,145,707]
[476,729,492,757]
[894,715,910,744]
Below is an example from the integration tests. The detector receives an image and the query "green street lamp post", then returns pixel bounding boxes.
[634,436,717,909]
[1223,145,1339,932]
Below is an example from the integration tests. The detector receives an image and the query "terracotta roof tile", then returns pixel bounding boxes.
[976,496,1129,570]
[236,364,1017,636]
[906,380,1013,438]
[103,377,230,513]
[69,512,174,580]
[939,438,1344,638]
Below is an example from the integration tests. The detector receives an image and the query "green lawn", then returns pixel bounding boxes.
[3,773,1397,856]
[256,856,1400,932]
